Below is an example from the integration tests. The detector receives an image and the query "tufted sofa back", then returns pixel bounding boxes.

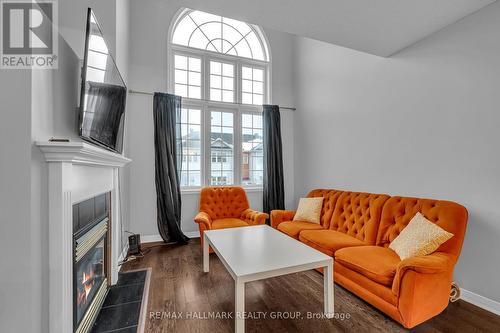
[306,189,344,229]
[199,186,250,220]
[329,191,390,244]
[376,196,468,257]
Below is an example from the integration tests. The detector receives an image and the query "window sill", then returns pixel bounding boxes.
[180,188,203,195]
[180,186,263,195]
[243,187,264,193]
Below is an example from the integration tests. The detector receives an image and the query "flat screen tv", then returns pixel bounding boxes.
[79,8,127,154]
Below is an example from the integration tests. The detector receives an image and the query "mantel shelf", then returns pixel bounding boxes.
[36,141,131,168]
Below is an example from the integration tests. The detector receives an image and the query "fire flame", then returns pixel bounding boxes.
[83,270,94,298]
[77,267,95,307]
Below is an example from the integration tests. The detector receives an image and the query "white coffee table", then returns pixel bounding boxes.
[203,224,334,333]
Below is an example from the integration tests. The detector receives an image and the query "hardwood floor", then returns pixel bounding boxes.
[121,240,500,333]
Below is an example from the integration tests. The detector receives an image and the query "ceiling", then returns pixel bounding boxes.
[178,0,496,56]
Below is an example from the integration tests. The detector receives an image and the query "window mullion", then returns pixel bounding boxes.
[236,60,242,104]
[234,108,242,186]
[203,55,209,101]
[234,60,242,186]
[202,55,209,187]
[203,103,211,187]
[199,105,205,188]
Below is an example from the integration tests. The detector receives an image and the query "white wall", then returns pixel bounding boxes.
[30,34,81,333]
[1,3,90,331]
[115,0,130,83]
[57,0,132,248]
[3,2,132,332]
[115,0,132,246]
[0,70,35,333]
[293,2,500,302]
[127,0,295,238]
[59,0,117,59]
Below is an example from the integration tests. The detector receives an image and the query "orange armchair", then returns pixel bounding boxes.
[194,186,269,248]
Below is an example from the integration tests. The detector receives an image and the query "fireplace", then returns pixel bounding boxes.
[73,192,111,333]
[37,141,131,333]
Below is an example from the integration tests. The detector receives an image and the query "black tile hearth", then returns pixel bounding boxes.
[116,270,147,286]
[91,269,149,333]
[92,302,141,332]
[102,284,144,307]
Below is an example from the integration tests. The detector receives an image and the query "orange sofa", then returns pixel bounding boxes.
[271,189,467,328]
[194,186,269,249]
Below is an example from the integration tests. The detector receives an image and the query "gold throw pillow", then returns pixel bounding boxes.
[389,212,454,260]
[293,197,324,224]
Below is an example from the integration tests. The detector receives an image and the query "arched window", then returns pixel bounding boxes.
[169,9,271,189]
[172,10,268,61]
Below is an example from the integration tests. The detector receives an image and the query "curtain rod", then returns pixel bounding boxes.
[128,89,296,111]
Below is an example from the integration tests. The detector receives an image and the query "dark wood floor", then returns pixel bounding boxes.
[121,239,500,333]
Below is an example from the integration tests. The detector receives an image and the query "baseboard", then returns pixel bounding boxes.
[461,288,500,316]
[140,234,163,243]
[184,230,200,238]
[141,231,200,244]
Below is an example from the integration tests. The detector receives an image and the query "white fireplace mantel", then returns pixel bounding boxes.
[37,141,131,167]
[37,141,131,333]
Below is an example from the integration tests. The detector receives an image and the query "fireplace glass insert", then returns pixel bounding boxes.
[73,192,110,333]
[74,237,105,325]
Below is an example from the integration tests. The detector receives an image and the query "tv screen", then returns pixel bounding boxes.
[79,8,126,154]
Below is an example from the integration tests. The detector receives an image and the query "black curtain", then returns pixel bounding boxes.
[153,93,189,244]
[263,105,285,217]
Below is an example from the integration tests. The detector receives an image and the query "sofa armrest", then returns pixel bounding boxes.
[194,212,212,230]
[270,210,296,229]
[393,252,457,328]
[241,209,269,225]
[392,252,455,296]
